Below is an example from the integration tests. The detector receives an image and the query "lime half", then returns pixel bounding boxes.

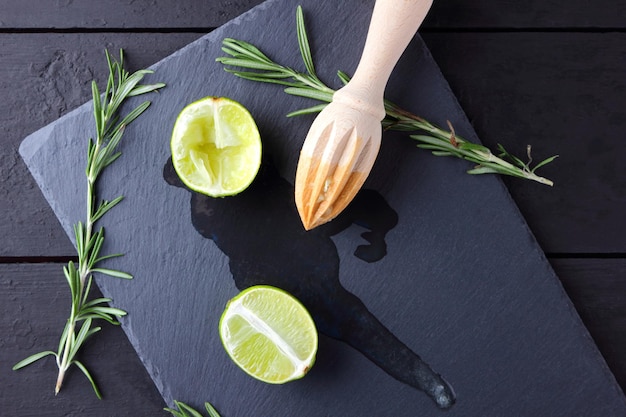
[171,97,262,197]
[219,285,318,384]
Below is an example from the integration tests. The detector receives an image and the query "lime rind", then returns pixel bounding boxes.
[171,97,262,197]
[219,285,318,384]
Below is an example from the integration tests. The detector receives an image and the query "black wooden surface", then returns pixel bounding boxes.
[1,1,624,416]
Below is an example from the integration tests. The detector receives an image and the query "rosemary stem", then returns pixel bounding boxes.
[86,179,96,236]
[384,102,555,186]
[55,320,74,394]
[217,9,557,185]
[13,49,163,399]
[58,56,158,394]
[55,145,99,393]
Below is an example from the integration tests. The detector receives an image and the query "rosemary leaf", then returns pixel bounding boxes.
[217,57,282,72]
[12,351,57,371]
[337,70,351,85]
[178,403,205,417]
[204,402,222,417]
[76,313,120,326]
[73,360,103,400]
[286,103,328,118]
[102,151,123,169]
[78,306,127,322]
[412,134,459,152]
[92,252,125,264]
[85,230,105,269]
[81,297,114,309]
[431,151,456,157]
[99,126,126,165]
[458,141,490,152]
[283,86,333,102]
[165,401,222,417]
[92,267,133,279]
[92,195,124,223]
[88,305,128,317]
[222,37,271,62]
[73,222,85,259]
[57,322,71,358]
[128,82,166,97]
[532,155,560,173]
[67,319,98,361]
[62,262,77,300]
[242,71,298,80]
[467,166,505,175]
[107,70,147,115]
[81,276,95,307]
[296,6,317,79]
[92,81,103,135]
[164,401,204,417]
[13,49,164,398]
[118,100,152,129]
[222,69,300,87]
[217,6,557,186]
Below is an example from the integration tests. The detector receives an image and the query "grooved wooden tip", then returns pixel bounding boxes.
[295,119,380,230]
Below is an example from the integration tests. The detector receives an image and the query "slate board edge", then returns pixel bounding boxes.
[16,0,280,406]
[16,0,626,410]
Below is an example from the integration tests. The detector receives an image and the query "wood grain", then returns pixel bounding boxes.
[427,0,626,29]
[2,260,624,415]
[422,32,626,253]
[1,1,625,414]
[2,32,624,256]
[552,259,626,390]
[0,32,201,257]
[0,0,624,29]
[0,0,264,30]
[0,264,165,417]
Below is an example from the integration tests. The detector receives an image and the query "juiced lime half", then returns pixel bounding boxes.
[219,285,318,384]
[171,96,261,197]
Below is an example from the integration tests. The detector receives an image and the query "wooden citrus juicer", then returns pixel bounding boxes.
[295,0,433,230]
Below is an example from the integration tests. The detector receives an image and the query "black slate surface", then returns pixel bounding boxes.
[19,0,626,415]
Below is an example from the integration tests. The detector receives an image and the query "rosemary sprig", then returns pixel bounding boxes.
[13,49,165,398]
[217,6,557,185]
[165,401,222,417]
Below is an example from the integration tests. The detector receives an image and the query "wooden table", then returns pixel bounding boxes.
[2,1,624,415]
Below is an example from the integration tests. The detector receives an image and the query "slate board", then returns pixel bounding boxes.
[19,0,626,415]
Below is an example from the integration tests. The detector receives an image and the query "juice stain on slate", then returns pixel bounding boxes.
[164,157,455,409]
